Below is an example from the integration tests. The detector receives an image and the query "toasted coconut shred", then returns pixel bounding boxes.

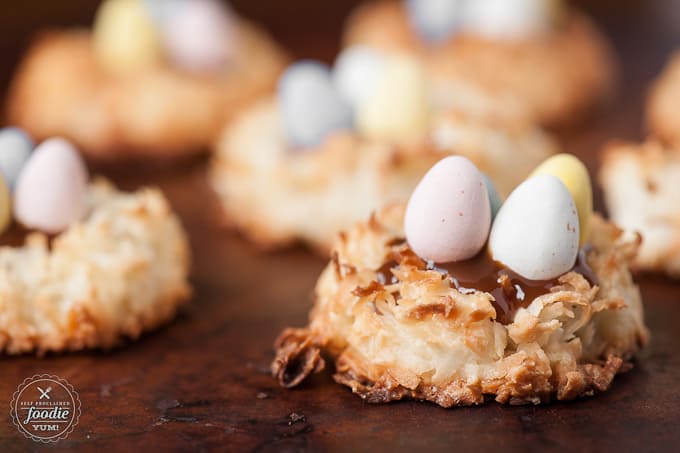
[273,204,649,406]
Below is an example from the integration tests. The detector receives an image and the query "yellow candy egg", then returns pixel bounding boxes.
[93,0,162,73]
[356,55,430,144]
[0,174,10,235]
[530,153,592,245]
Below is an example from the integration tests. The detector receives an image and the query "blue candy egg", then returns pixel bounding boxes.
[0,127,33,189]
[142,0,186,24]
[482,173,502,221]
[279,61,353,149]
[405,0,466,42]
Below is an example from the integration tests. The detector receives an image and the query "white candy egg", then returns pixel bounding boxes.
[463,0,558,39]
[404,156,491,263]
[279,61,353,149]
[332,46,386,110]
[405,0,467,42]
[14,138,89,234]
[0,127,33,189]
[162,0,237,73]
[489,174,579,280]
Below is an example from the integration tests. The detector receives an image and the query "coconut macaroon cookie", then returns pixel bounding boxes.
[343,0,616,126]
[6,0,287,160]
[272,156,648,406]
[210,56,557,252]
[0,130,190,354]
[600,140,680,278]
[647,52,680,147]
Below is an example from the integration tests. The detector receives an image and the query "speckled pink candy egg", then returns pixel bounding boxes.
[14,138,89,234]
[404,156,491,263]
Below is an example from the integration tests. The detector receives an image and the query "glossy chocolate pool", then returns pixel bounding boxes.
[374,242,597,324]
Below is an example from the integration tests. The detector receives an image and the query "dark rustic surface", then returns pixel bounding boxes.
[1,0,680,451]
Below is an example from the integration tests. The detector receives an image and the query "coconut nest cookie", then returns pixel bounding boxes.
[5,22,287,160]
[272,204,648,406]
[0,180,191,355]
[344,0,616,127]
[210,98,556,252]
[647,52,680,147]
[600,139,680,277]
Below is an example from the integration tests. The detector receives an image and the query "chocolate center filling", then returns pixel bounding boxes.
[374,240,598,325]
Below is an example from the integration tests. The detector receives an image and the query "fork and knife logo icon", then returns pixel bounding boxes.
[11,375,81,442]
[37,386,52,400]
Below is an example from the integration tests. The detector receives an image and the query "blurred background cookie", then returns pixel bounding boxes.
[600,140,680,278]
[647,51,680,147]
[5,0,288,161]
[344,0,617,127]
[210,56,558,253]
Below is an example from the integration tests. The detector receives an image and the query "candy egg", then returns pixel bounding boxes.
[162,0,236,73]
[14,138,89,234]
[530,153,592,245]
[489,174,579,280]
[463,0,560,39]
[405,0,467,42]
[404,156,491,263]
[0,127,33,189]
[332,46,386,110]
[481,173,502,221]
[142,0,185,24]
[0,174,11,235]
[279,62,353,149]
[93,0,162,73]
[356,55,430,144]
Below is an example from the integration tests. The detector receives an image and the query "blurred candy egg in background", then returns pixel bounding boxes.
[463,0,560,39]
[356,55,430,144]
[93,0,162,72]
[333,46,386,112]
[0,127,33,189]
[405,0,467,42]
[279,61,353,149]
[161,0,238,73]
[142,0,186,24]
